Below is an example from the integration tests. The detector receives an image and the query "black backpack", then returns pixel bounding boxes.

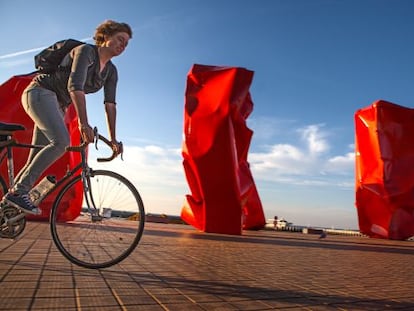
[34,39,84,74]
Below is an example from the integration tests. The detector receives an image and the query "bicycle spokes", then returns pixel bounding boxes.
[50,170,145,269]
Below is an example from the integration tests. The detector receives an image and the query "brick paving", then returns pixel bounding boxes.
[1,221,414,310]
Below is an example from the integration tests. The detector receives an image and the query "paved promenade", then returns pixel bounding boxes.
[1,221,414,310]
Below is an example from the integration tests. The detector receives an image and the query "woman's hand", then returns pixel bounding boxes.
[111,140,123,156]
[79,124,95,144]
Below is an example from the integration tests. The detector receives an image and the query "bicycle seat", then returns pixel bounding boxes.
[0,122,25,132]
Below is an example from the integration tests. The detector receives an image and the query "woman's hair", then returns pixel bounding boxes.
[94,20,133,46]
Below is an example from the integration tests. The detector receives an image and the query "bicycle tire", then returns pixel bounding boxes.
[50,170,145,269]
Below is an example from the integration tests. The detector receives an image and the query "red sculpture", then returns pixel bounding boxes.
[0,74,83,221]
[355,100,414,240]
[181,64,266,235]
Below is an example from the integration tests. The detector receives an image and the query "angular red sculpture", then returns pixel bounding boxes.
[0,74,83,221]
[355,100,414,240]
[181,64,266,235]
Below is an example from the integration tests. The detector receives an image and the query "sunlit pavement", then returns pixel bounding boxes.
[1,221,414,310]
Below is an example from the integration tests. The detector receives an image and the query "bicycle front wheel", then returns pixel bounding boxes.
[50,170,145,269]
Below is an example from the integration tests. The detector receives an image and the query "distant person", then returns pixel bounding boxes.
[3,20,131,214]
[273,216,278,229]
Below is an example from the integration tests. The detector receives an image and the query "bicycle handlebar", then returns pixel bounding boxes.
[95,134,123,162]
[65,128,123,162]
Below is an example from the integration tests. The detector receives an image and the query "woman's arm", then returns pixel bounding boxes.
[105,102,117,142]
[68,45,96,143]
[105,102,122,155]
[70,90,95,143]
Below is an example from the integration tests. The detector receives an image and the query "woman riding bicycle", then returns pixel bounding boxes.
[4,20,131,215]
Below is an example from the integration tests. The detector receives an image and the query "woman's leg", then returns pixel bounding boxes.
[13,126,49,186]
[13,85,70,194]
[5,84,69,214]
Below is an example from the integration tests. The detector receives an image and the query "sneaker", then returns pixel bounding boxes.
[4,192,42,215]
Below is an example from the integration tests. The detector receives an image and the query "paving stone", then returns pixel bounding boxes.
[0,298,32,310]
[1,222,414,310]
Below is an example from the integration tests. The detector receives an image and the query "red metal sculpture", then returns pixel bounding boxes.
[355,100,414,240]
[0,74,83,221]
[181,64,266,235]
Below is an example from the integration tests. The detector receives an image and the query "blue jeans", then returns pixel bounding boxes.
[14,83,70,193]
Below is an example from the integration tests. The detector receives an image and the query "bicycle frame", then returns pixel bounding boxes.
[0,137,43,190]
[0,128,121,215]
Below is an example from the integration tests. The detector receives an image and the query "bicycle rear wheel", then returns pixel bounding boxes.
[50,170,145,269]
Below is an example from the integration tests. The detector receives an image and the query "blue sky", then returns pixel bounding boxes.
[1,0,414,229]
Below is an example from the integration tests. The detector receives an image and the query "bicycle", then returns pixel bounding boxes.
[0,122,145,269]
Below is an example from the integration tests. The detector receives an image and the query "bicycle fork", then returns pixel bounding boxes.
[81,169,102,222]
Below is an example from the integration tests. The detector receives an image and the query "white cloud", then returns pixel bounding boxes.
[298,124,329,155]
[247,117,296,141]
[249,123,353,187]
[324,152,355,175]
[0,46,44,70]
[0,58,32,69]
[0,37,94,60]
[0,47,44,60]
[249,144,306,175]
[88,144,187,216]
[0,37,93,69]
[90,145,184,185]
[84,121,354,217]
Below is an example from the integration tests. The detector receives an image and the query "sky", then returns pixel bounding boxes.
[1,0,414,230]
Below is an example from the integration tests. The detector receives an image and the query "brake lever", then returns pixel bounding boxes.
[94,127,99,150]
[120,141,124,161]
